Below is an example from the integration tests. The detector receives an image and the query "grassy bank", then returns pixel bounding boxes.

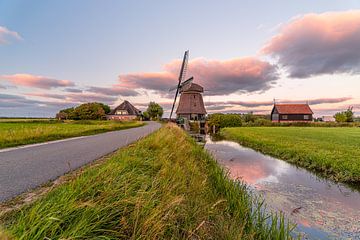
[0,120,144,149]
[222,127,360,183]
[0,124,293,239]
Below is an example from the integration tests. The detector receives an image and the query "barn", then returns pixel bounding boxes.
[271,104,313,122]
[106,100,141,120]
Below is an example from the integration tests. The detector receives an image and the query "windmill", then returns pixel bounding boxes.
[169,50,194,120]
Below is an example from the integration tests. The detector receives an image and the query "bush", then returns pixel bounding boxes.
[56,103,110,120]
[334,106,354,122]
[208,114,242,131]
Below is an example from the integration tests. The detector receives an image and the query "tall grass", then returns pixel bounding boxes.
[0,120,144,149]
[0,124,294,239]
[222,127,360,183]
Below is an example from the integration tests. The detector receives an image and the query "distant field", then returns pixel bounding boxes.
[0,120,144,149]
[222,127,360,183]
[0,124,292,239]
[0,118,52,122]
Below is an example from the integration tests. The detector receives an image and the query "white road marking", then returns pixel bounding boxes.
[0,135,88,153]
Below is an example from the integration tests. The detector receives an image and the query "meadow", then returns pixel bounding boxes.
[0,120,144,149]
[222,127,360,183]
[0,124,294,239]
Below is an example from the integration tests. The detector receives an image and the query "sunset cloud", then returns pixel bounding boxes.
[0,93,43,108]
[64,88,83,93]
[87,86,139,97]
[118,57,278,96]
[262,10,360,78]
[0,74,75,89]
[65,92,116,104]
[204,97,352,111]
[25,93,67,100]
[0,26,21,44]
[119,72,177,94]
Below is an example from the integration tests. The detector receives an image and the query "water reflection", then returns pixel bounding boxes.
[205,137,360,239]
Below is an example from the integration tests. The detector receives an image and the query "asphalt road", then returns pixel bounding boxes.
[0,121,161,202]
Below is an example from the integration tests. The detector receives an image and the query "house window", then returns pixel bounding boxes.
[116,110,128,115]
[282,115,288,120]
[304,115,309,120]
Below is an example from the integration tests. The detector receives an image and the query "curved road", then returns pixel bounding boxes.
[0,122,161,202]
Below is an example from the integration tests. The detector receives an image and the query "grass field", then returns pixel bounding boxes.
[0,124,293,239]
[222,127,360,183]
[0,120,144,149]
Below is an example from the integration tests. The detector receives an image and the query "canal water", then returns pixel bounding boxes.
[205,137,360,239]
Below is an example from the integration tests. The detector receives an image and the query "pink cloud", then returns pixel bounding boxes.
[25,93,67,100]
[87,86,139,97]
[205,97,352,109]
[118,57,278,96]
[65,92,116,104]
[262,10,360,78]
[119,72,177,94]
[0,26,21,44]
[0,74,75,89]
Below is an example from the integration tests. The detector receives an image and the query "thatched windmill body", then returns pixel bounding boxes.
[176,82,206,121]
[169,51,207,122]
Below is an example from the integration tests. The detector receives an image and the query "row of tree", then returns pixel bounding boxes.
[56,102,164,120]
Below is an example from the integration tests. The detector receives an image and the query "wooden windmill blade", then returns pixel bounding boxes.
[169,50,189,120]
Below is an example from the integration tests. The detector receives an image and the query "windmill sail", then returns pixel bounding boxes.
[169,50,189,119]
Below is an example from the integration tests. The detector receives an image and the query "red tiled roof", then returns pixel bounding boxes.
[274,104,313,114]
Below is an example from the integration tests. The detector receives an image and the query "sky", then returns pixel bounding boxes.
[1,0,360,117]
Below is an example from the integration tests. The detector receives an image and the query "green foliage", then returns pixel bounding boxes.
[243,112,257,123]
[207,113,273,131]
[223,127,360,183]
[334,106,354,122]
[1,124,293,239]
[56,107,75,120]
[98,103,111,114]
[146,102,164,120]
[57,103,111,120]
[142,111,150,121]
[73,103,105,120]
[0,120,144,149]
[208,114,242,130]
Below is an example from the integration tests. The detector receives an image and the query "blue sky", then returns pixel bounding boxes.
[1,0,360,117]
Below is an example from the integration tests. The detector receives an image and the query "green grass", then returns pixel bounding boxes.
[0,118,52,122]
[0,120,144,149]
[0,124,294,239]
[222,127,360,183]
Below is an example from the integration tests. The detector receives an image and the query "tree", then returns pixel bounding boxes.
[98,103,111,114]
[208,113,242,130]
[243,112,256,123]
[56,102,108,120]
[142,111,150,121]
[56,107,75,120]
[74,103,106,120]
[334,112,347,122]
[334,106,354,122]
[146,102,164,120]
[344,106,354,122]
